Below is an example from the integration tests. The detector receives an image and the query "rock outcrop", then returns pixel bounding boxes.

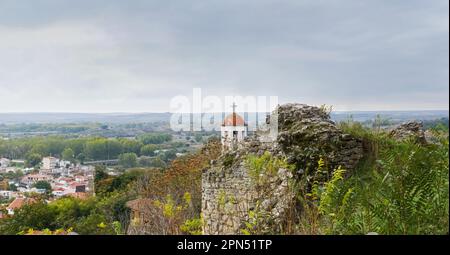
[276,103,363,175]
[202,103,364,235]
[389,121,427,144]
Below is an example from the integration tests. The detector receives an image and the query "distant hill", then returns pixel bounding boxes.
[0,113,172,124]
[0,110,448,124]
[330,110,449,123]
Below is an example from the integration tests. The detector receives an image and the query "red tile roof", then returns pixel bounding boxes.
[69,182,85,188]
[7,197,37,210]
[223,113,246,126]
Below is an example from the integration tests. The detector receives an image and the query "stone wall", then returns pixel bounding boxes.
[202,160,256,235]
[389,121,427,145]
[276,103,364,174]
[202,153,294,235]
[202,103,365,235]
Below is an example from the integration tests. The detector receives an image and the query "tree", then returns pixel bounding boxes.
[85,139,123,160]
[73,213,114,235]
[33,181,52,193]
[128,139,222,234]
[0,197,116,235]
[138,156,153,167]
[150,156,167,168]
[118,153,138,168]
[140,144,158,156]
[25,153,42,168]
[119,139,143,155]
[95,165,109,183]
[8,183,17,191]
[66,139,86,156]
[76,153,86,164]
[85,139,106,160]
[62,148,75,162]
[105,170,144,194]
[0,201,57,234]
[161,150,177,162]
[139,133,172,145]
[194,133,203,143]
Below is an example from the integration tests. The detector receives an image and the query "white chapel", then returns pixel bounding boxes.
[221,103,248,149]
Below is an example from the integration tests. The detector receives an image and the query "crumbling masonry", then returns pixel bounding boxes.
[202,103,365,235]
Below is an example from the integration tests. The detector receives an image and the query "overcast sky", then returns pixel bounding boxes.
[0,0,448,113]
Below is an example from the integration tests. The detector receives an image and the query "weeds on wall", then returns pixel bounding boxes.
[241,123,449,235]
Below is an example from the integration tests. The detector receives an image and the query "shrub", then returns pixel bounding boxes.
[301,131,449,235]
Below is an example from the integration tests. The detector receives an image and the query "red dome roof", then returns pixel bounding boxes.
[223,113,245,126]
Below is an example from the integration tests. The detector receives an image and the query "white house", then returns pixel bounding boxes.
[20,174,52,186]
[0,158,10,168]
[4,167,18,173]
[23,167,35,173]
[52,187,68,197]
[42,157,59,170]
[0,190,17,199]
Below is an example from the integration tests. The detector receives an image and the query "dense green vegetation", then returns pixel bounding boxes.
[0,139,222,235]
[0,123,95,134]
[0,133,181,165]
[307,123,449,234]
[273,122,449,235]
[33,181,52,193]
[0,119,447,235]
[138,133,172,144]
[423,117,449,131]
[239,119,449,235]
[0,198,114,235]
[0,166,142,235]
[124,139,222,235]
[0,122,171,138]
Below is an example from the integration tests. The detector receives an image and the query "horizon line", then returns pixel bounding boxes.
[0,109,449,114]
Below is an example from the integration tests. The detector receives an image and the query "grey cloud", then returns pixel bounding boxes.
[0,0,448,112]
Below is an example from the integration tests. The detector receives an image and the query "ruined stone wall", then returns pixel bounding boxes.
[276,103,364,173]
[389,121,427,144]
[202,155,294,235]
[202,103,365,235]
[202,161,256,235]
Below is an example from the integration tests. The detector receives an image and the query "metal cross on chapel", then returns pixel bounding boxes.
[231,102,237,113]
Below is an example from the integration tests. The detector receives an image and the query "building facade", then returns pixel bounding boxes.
[42,157,59,170]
